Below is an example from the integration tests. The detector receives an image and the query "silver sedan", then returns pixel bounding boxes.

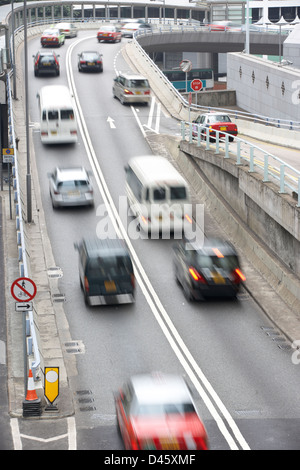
[48,167,94,208]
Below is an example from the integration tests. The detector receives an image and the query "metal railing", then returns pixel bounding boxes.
[181,121,300,207]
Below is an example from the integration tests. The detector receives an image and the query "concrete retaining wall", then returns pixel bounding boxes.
[177,139,300,313]
[227,52,300,122]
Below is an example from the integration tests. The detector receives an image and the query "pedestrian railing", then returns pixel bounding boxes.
[181,121,300,207]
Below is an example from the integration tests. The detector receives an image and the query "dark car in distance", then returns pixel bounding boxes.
[173,237,246,300]
[78,51,103,72]
[33,50,60,77]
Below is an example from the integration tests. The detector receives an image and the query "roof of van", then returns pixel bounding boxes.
[82,237,130,258]
[127,155,188,186]
[38,85,74,108]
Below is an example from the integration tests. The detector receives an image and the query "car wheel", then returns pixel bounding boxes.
[183,281,194,301]
[34,70,38,77]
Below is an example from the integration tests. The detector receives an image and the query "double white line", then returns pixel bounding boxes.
[67,38,250,451]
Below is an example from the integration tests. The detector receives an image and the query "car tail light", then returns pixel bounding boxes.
[189,267,206,284]
[70,130,77,135]
[194,435,209,450]
[41,131,48,137]
[124,88,134,95]
[80,60,86,65]
[144,90,150,95]
[96,60,102,64]
[234,268,246,282]
[84,276,89,293]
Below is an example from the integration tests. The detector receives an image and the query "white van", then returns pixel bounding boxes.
[125,155,191,235]
[37,85,78,144]
[56,22,77,38]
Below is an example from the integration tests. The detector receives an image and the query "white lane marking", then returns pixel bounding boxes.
[0,340,6,364]
[67,38,250,450]
[147,96,156,129]
[10,417,76,449]
[10,418,22,450]
[107,116,116,129]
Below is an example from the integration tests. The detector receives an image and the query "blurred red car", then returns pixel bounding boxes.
[115,373,208,450]
[97,25,122,43]
[41,28,65,47]
[192,112,238,142]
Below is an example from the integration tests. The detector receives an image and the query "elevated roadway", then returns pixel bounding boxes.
[137,29,284,55]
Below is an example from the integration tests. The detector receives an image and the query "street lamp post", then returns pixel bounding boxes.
[24,0,32,223]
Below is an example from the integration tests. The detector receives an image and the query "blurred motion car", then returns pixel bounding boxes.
[97,24,122,42]
[41,28,65,47]
[74,237,135,306]
[48,167,94,209]
[115,373,208,450]
[56,22,77,38]
[192,112,238,142]
[173,237,246,300]
[33,50,60,77]
[121,22,152,37]
[113,71,150,105]
[78,51,103,72]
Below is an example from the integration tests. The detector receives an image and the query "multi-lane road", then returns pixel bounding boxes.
[2,29,300,451]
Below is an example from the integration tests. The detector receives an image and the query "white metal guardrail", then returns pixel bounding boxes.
[181,121,300,207]
[6,72,41,382]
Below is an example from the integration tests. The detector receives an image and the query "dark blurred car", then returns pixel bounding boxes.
[192,112,238,142]
[78,51,103,73]
[41,28,65,47]
[97,25,122,42]
[115,373,208,450]
[173,237,246,300]
[74,237,135,306]
[78,51,103,72]
[33,50,60,77]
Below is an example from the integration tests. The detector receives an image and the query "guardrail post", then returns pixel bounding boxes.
[215,131,219,154]
[279,164,285,193]
[263,154,269,182]
[189,123,193,143]
[224,134,229,158]
[205,128,210,150]
[236,140,241,165]
[249,147,254,173]
[197,125,201,147]
[181,121,185,139]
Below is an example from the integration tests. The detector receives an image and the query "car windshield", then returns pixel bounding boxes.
[135,402,195,416]
[209,115,231,123]
[57,180,88,190]
[194,254,239,270]
[127,79,149,88]
[82,53,98,60]
[100,26,115,31]
[44,30,58,36]
[41,55,55,62]
[87,256,132,278]
[61,109,74,120]
[170,186,186,200]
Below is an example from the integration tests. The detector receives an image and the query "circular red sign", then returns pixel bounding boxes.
[11,277,37,302]
[190,79,203,91]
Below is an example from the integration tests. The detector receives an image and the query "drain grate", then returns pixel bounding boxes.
[261,326,291,351]
[47,267,63,279]
[64,340,85,354]
[52,293,66,302]
[75,390,96,412]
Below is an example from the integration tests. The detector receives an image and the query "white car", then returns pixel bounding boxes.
[121,22,152,37]
[48,167,94,208]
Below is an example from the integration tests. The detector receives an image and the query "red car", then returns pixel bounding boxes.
[192,113,238,142]
[41,28,65,48]
[97,25,122,43]
[115,373,209,450]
